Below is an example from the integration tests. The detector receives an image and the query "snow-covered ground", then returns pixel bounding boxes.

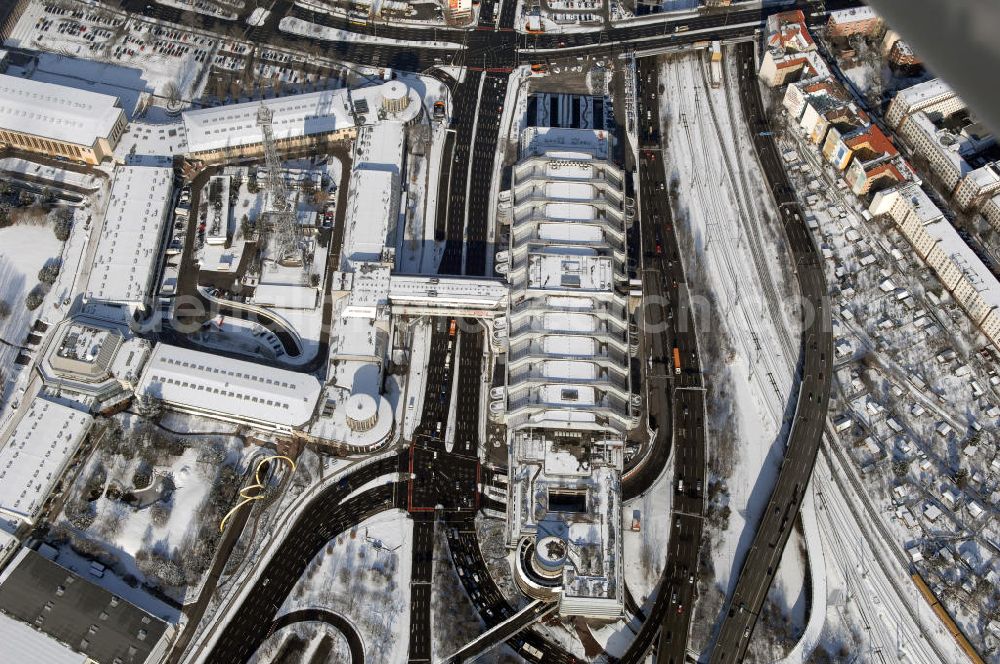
[0,220,66,387]
[247,621,352,664]
[622,457,673,606]
[50,413,256,604]
[658,52,805,642]
[774,69,998,660]
[280,509,413,662]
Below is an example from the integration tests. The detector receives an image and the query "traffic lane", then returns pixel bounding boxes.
[207,483,400,663]
[708,41,832,664]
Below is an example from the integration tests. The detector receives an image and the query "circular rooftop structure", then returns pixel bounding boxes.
[345,393,379,432]
[381,81,411,114]
[533,535,567,577]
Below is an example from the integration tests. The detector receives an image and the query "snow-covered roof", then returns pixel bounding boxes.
[136,343,321,429]
[923,217,1000,311]
[869,183,940,223]
[528,253,613,291]
[766,10,815,53]
[344,168,395,266]
[908,112,973,177]
[0,397,93,526]
[183,88,354,154]
[893,78,957,111]
[0,613,89,664]
[966,161,1000,190]
[86,166,173,305]
[0,74,123,146]
[344,263,391,318]
[828,6,878,24]
[341,122,406,270]
[182,83,420,155]
[520,127,610,160]
[388,274,508,308]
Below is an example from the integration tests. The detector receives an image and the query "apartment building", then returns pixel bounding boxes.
[871,184,1000,350]
[826,6,882,38]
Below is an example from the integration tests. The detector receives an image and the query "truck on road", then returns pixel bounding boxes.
[673,347,682,374]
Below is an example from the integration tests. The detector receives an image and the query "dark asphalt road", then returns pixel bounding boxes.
[706,41,833,664]
[612,56,706,664]
[201,454,404,663]
[269,608,364,663]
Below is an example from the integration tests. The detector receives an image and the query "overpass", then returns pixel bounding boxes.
[441,599,558,664]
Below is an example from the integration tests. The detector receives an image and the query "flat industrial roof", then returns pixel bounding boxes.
[0,74,122,146]
[0,548,168,664]
[87,166,173,305]
[182,83,420,154]
[344,167,395,266]
[0,397,92,526]
[0,613,89,664]
[136,343,321,428]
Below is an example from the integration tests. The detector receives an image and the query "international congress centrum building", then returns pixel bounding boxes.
[503,126,637,619]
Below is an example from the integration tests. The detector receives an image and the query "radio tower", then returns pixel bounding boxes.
[256,102,299,262]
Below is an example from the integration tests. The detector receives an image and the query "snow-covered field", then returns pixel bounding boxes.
[0,221,65,385]
[622,457,673,606]
[247,621,352,664]
[657,52,805,645]
[280,509,413,663]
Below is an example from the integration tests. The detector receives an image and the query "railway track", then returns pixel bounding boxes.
[670,57,786,424]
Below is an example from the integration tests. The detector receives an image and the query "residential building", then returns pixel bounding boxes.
[823,123,896,171]
[759,10,829,87]
[983,193,1000,232]
[888,39,922,70]
[845,155,911,196]
[954,162,1000,211]
[826,6,882,38]
[886,79,961,130]
[899,110,994,193]
[0,74,127,164]
[783,77,849,123]
[871,184,1000,350]
[800,88,868,147]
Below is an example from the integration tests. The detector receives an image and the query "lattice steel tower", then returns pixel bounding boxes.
[256,102,299,262]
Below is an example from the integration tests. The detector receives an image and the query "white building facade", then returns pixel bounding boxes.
[503,129,636,619]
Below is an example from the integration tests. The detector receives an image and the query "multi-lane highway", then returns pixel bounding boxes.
[707,41,833,663]
[203,456,404,663]
[612,57,707,664]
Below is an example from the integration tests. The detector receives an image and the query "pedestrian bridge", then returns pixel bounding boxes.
[388,274,508,318]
